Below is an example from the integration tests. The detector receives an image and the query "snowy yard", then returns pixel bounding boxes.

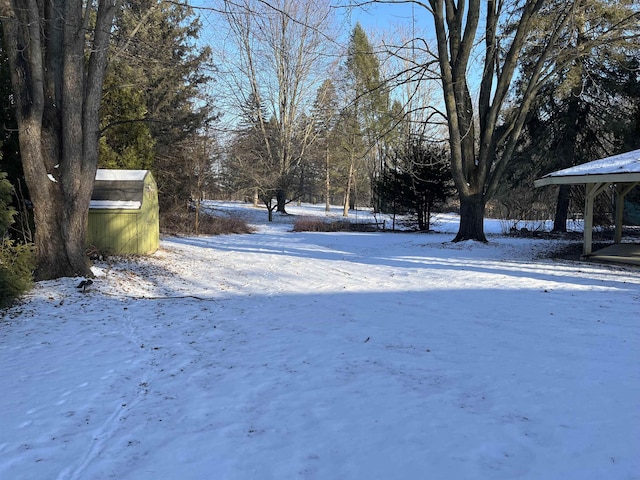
[1,202,639,480]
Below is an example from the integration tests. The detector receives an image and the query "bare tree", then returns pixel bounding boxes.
[0,0,121,279]
[435,0,639,240]
[379,24,443,140]
[215,0,337,217]
[362,0,638,241]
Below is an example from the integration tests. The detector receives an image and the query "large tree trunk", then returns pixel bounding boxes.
[453,193,487,243]
[17,117,92,279]
[31,187,91,280]
[428,0,574,245]
[276,188,287,213]
[1,0,119,280]
[552,185,571,233]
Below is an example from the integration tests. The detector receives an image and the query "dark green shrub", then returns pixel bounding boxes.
[0,172,15,233]
[375,138,454,231]
[0,171,35,308]
[0,238,35,308]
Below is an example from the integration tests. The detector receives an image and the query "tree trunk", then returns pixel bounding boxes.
[1,0,119,280]
[195,198,200,234]
[343,161,354,217]
[453,193,487,242]
[29,175,91,280]
[325,147,330,212]
[552,184,571,232]
[276,188,287,213]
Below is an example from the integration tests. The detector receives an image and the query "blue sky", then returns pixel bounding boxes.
[190,1,436,43]
[346,1,436,39]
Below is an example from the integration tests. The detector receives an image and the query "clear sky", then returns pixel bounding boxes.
[345,1,436,40]
[189,1,443,127]
[190,1,436,45]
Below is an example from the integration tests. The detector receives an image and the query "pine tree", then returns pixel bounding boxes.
[311,79,340,211]
[343,23,391,210]
[376,137,453,231]
[101,0,215,210]
[505,0,640,231]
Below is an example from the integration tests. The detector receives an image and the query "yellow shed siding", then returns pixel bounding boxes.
[88,171,159,255]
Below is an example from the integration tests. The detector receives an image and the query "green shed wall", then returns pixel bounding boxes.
[88,172,159,254]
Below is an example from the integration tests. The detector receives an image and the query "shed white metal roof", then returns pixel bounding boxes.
[90,200,142,210]
[534,149,640,187]
[95,169,149,182]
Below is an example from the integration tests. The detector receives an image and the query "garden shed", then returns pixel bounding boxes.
[534,149,640,265]
[88,169,159,255]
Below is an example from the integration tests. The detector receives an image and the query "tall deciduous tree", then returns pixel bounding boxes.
[423,0,639,242]
[217,0,336,217]
[226,94,282,219]
[0,0,120,280]
[311,79,340,211]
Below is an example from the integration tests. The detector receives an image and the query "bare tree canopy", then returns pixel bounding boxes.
[214,0,338,216]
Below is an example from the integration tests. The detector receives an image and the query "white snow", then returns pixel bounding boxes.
[95,169,149,182]
[538,148,640,178]
[1,201,639,480]
[90,200,142,210]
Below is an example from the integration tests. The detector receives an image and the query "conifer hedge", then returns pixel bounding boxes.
[0,172,34,308]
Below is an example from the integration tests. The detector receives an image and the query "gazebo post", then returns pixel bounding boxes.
[615,183,638,243]
[534,149,640,264]
[583,183,596,256]
[583,182,608,256]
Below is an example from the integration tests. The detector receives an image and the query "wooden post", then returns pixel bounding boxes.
[583,182,608,256]
[583,183,595,256]
[615,183,638,243]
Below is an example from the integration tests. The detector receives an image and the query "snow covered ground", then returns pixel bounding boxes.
[1,201,639,480]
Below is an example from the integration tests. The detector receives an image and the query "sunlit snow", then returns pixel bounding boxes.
[1,202,639,480]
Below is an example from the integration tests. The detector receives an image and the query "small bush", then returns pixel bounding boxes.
[160,208,254,236]
[293,217,346,232]
[293,217,383,232]
[0,238,35,308]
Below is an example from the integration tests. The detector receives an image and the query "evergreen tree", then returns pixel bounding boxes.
[376,137,453,231]
[505,0,640,231]
[0,170,34,308]
[311,79,340,211]
[0,37,21,193]
[343,23,392,210]
[101,0,216,210]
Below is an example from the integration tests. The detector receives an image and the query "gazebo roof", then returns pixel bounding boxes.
[534,148,640,264]
[534,149,640,187]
